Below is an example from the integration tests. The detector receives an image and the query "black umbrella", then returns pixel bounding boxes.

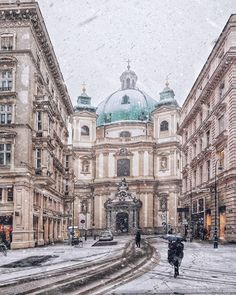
[165,234,186,242]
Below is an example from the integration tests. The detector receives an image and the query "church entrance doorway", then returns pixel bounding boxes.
[104,179,142,235]
[116,212,129,233]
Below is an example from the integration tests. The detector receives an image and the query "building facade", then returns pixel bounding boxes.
[0,0,73,249]
[71,66,182,235]
[178,15,236,242]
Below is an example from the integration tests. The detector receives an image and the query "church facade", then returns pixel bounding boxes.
[71,66,182,235]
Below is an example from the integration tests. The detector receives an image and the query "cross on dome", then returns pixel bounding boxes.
[82,81,86,93]
[127,59,131,70]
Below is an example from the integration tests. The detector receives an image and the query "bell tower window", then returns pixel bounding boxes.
[126,78,130,89]
[81,125,89,136]
[160,120,169,132]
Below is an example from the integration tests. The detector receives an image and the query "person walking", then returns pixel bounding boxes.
[135,229,141,248]
[168,238,184,278]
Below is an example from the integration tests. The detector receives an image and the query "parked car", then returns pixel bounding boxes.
[99,230,113,241]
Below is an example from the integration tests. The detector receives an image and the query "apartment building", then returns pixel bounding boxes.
[0,0,73,249]
[178,15,236,242]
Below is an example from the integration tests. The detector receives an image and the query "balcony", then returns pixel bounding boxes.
[34,168,55,186]
[0,86,12,91]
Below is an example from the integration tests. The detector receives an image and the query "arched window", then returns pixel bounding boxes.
[160,120,169,132]
[120,131,131,138]
[126,78,130,89]
[117,159,130,176]
[81,125,89,136]
[132,80,135,88]
[82,160,90,173]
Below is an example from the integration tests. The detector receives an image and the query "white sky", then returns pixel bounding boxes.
[37,0,236,107]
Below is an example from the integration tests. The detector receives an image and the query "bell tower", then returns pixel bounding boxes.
[72,84,97,148]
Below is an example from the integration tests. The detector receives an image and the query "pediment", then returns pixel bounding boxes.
[0,129,17,138]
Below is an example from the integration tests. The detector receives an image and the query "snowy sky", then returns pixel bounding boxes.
[37,0,236,107]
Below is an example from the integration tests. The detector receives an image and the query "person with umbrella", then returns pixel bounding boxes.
[167,237,184,278]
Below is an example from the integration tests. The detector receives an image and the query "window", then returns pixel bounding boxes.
[207,103,210,116]
[200,112,203,124]
[7,187,13,202]
[0,70,12,91]
[120,131,131,138]
[200,137,203,151]
[117,159,130,176]
[121,95,130,104]
[200,165,203,184]
[0,188,2,201]
[82,160,90,173]
[1,35,13,50]
[0,143,11,165]
[160,120,169,131]
[65,155,69,168]
[219,83,225,99]
[220,150,224,167]
[126,78,130,88]
[192,200,197,213]
[193,170,197,187]
[198,198,204,212]
[218,115,224,134]
[36,148,41,169]
[194,120,197,132]
[36,111,42,131]
[193,143,197,157]
[81,125,89,136]
[206,130,210,146]
[0,104,12,124]
[185,131,188,142]
[207,160,211,180]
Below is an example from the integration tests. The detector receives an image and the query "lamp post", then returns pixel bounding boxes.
[189,177,193,242]
[213,158,223,249]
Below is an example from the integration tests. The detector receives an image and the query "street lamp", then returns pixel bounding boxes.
[213,158,223,249]
[188,177,193,242]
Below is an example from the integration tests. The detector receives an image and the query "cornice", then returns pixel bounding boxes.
[0,3,73,115]
[179,52,236,132]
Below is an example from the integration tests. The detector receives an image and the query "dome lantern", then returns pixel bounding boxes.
[74,82,96,113]
[155,80,179,109]
[120,60,138,90]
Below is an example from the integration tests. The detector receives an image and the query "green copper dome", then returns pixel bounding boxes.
[96,66,157,126]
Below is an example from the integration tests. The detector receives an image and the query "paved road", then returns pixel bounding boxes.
[109,238,236,294]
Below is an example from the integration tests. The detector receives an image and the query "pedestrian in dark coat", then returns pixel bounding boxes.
[135,230,141,248]
[168,239,184,278]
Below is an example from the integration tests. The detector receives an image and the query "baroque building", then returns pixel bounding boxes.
[0,0,73,248]
[178,15,236,242]
[71,65,181,235]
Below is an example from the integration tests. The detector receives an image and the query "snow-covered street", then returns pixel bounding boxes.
[0,237,236,294]
[110,237,236,294]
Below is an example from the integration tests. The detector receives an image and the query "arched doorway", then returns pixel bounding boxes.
[104,179,142,234]
[116,212,128,233]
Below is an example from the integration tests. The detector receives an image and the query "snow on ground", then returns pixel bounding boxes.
[110,238,236,294]
[0,237,126,283]
[1,236,236,294]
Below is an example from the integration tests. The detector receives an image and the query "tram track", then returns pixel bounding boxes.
[0,239,160,295]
